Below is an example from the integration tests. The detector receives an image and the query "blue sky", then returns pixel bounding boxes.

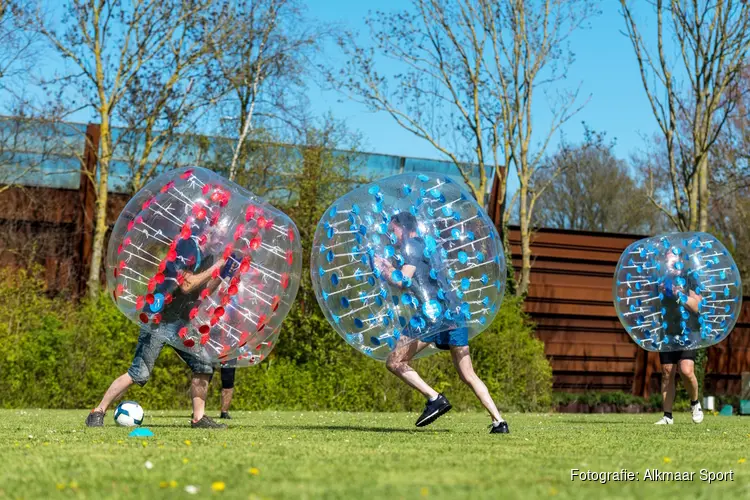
[305,1,660,194]
[10,1,662,197]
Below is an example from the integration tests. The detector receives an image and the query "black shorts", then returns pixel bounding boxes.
[659,349,697,365]
[220,367,236,389]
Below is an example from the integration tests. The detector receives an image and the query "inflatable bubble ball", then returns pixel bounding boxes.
[219,327,280,368]
[613,232,742,351]
[106,167,302,364]
[310,173,506,361]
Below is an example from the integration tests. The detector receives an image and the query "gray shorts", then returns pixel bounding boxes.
[128,322,214,386]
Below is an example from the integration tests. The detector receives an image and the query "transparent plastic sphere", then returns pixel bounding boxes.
[311,173,506,361]
[106,167,301,364]
[219,327,280,368]
[613,232,742,351]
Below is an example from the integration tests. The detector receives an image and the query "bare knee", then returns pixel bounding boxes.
[386,356,409,375]
[458,368,479,386]
[661,364,676,386]
[190,373,210,394]
[678,360,695,378]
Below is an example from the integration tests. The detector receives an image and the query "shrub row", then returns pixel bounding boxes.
[0,267,553,412]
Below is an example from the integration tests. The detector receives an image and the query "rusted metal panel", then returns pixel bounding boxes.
[76,123,99,296]
[0,186,80,224]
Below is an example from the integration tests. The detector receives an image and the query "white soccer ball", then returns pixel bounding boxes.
[114,401,144,427]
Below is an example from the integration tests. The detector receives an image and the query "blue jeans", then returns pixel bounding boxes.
[128,322,214,386]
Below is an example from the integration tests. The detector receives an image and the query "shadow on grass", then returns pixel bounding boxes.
[140,423,192,428]
[265,424,450,433]
[554,419,646,424]
[147,414,191,419]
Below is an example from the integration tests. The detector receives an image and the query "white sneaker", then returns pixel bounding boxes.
[691,403,704,424]
[655,416,674,425]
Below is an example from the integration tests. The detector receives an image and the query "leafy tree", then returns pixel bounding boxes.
[246,115,366,365]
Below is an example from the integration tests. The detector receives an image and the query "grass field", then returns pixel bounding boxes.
[0,410,748,499]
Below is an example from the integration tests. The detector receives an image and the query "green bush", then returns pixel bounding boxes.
[551,391,662,410]
[0,267,552,412]
[647,392,664,411]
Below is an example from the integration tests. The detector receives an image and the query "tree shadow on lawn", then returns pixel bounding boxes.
[265,424,450,433]
[554,419,645,424]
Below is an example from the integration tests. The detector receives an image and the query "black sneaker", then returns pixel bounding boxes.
[191,415,227,429]
[220,411,231,419]
[490,421,510,434]
[415,394,452,427]
[85,410,105,427]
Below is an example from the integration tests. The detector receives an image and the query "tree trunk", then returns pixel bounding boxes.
[517,180,531,296]
[688,172,699,231]
[86,118,110,299]
[698,154,709,232]
[470,183,483,205]
[132,168,143,194]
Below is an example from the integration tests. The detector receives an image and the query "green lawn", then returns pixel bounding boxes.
[0,410,748,499]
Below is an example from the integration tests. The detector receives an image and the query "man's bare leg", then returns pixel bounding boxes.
[661,363,677,413]
[94,373,134,413]
[677,360,699,401]
[387,338,453,427]
[385,339,437,400]
[655,363,677,424]
[678,359,704,423]
[221,388,234,413]
[191,373,211,423]
[450,346,502,422]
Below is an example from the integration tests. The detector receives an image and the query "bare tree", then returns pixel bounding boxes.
[533,126,667,233]
[334,0,497,203]
[621,0,750,232]
[336,0,595,295]
[207,0,320,182]
[712,64,750,192]
[489,0,594,295]
[707,64,750,291]
[1,1,34,191]
[0,0,37,99]
[36,0,212,297]
[0,1,68,194]
[114,3,224,194]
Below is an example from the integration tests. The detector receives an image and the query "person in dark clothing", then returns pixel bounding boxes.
[218,366,236,419]
[373,212,508,433]
[655,250,704,425]
[86,228,235,429]
[216,280,244,420]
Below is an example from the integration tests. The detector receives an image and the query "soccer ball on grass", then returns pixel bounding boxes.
[114,401,144,427]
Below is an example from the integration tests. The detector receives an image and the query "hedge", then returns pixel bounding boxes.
[0,267,552,412]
